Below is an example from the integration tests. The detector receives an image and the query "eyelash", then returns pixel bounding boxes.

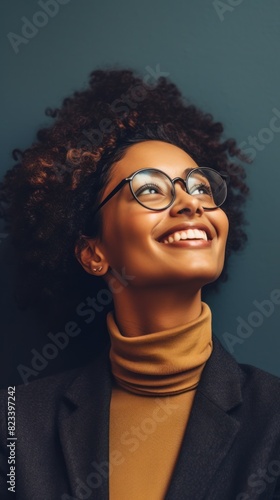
[191,183,212,196]
[136,183,163,195]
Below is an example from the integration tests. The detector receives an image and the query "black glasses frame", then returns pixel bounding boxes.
[93,167,228,214]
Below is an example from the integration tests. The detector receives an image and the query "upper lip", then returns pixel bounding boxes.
[157,223,213,242]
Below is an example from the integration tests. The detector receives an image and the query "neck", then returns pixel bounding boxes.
[111,284,202,337]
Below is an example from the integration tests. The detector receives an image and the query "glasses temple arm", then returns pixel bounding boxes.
[93,178,129,214]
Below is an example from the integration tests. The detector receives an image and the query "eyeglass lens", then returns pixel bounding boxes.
[131,168,226,209]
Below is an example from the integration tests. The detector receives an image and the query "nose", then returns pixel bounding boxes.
[169,179,204,216]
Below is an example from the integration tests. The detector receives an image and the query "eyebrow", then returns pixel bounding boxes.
[183,167,197,176]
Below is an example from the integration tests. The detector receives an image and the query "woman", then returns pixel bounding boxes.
[0,69,280,500]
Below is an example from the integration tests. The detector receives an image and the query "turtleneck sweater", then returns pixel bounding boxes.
[107,302,213,500]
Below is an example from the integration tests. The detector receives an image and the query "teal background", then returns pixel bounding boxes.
[1,0,280,383]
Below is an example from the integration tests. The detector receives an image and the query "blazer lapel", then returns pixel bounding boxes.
[58,346,112,500]
[165,338,243,500]
[57,337,243,500]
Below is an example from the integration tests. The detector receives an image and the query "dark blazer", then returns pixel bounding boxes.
[1,337,280,500]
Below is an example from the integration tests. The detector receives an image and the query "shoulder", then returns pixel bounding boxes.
[237,360,280,411]
[238,359,280,387]
[204,337,280,415]
[0,347,110,419]
[234,348,280,421]
[0,366,81,422]
[214,335,280,386]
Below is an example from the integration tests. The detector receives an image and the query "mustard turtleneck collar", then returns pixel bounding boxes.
[107,302,213,396]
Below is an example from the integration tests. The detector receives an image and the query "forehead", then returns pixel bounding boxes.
[109,140,199,185]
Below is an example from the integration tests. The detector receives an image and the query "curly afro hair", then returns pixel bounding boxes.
[0,68,249,314]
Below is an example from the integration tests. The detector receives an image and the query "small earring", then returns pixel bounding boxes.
[92,265,103,272]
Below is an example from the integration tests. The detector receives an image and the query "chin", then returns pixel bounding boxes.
[200,268,224,286]
[179,267,224,289]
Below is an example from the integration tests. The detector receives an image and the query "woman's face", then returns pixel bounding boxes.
[97,140,229,290]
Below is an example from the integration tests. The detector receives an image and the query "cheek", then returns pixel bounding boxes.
[215,212,229,271]
[100,206,154,265]
[222,213,229,244]
[206,210,229,271]
[211,210,229,244]
[103,201,160,241]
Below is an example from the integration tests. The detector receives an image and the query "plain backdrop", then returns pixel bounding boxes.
[0,0,280,388]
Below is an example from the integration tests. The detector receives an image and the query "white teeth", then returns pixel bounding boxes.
[199,230,208,241]
[188,229,195,239]
[162,229,208,243]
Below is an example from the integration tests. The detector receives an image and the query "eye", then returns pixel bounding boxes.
[190,182,213,197]
[136,183,166,196]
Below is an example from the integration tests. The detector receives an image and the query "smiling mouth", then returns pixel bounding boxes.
[161,229,208,244]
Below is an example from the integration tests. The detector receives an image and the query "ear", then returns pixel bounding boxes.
[74,235,109,276]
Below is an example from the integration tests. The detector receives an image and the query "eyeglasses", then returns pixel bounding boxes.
[94,167,228,213]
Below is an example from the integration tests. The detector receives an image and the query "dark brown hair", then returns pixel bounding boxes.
[0,68,249,313]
